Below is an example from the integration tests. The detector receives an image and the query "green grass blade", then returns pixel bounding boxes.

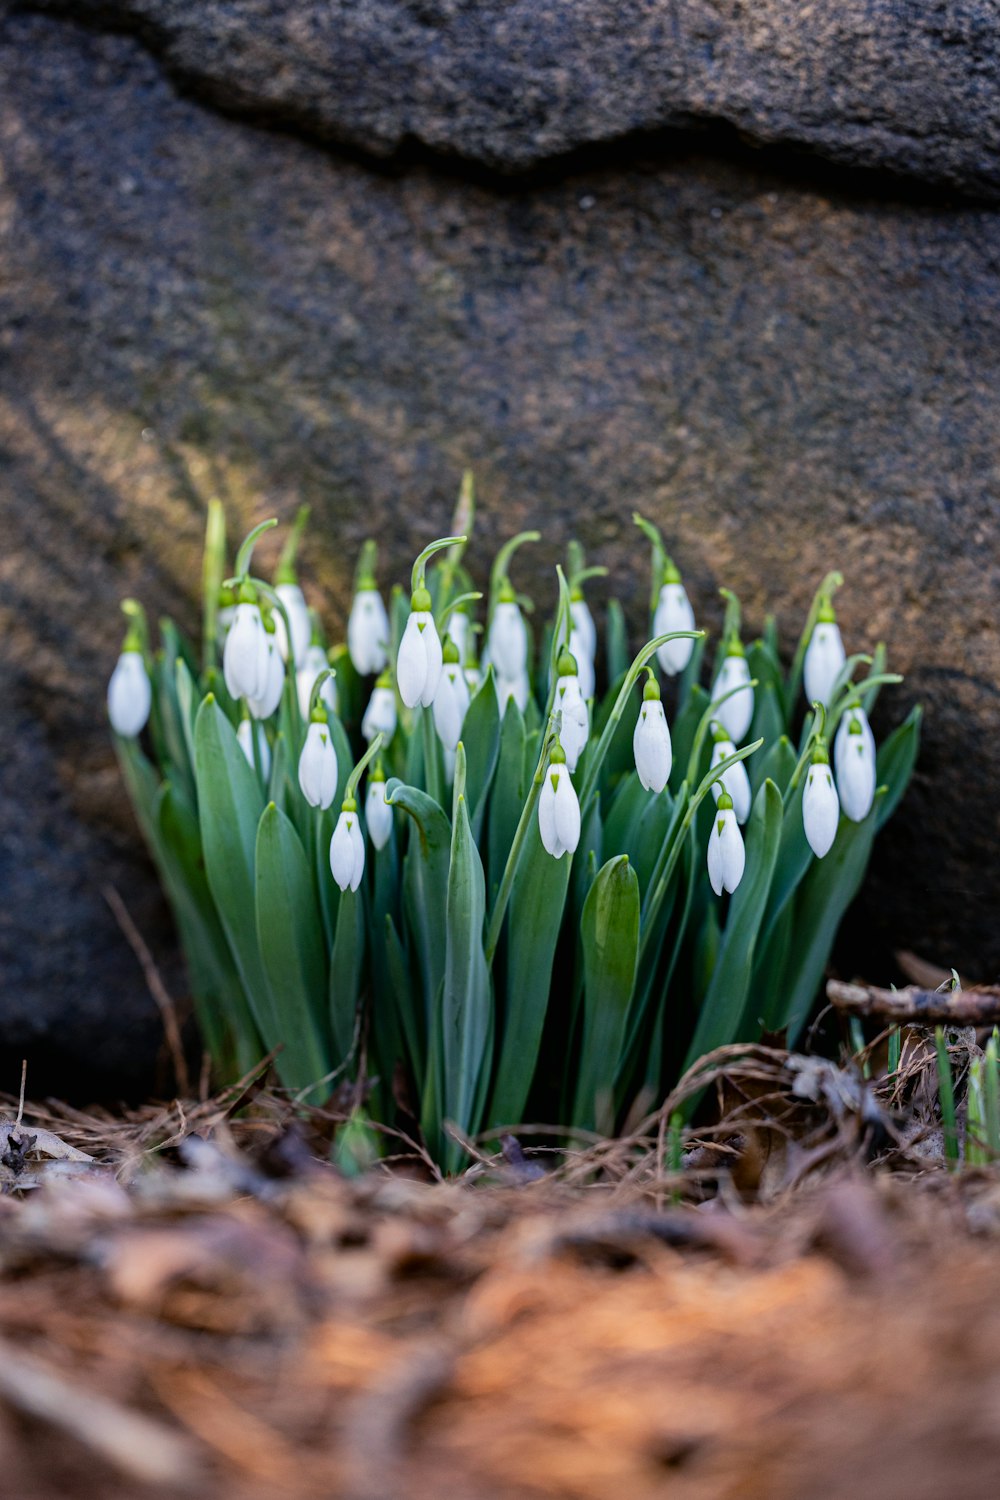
[573,856,640,1132]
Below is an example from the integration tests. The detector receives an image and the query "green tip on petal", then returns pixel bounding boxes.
[717,790,734,811]
[497,576,517,605]
[556,647,578,678]
[816,597,837,624]
[662,556,681,585]
[411,585,432,613]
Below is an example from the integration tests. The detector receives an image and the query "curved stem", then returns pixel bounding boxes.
[344,732,385,804]
[483,715,560,965]
[684,676,760,784]
[232,518,277,582]
[437,590,483,633]
[411,535,466,596]
[487,530,540,623]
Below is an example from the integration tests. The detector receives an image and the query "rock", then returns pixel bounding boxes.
[1,13,999,1092]
[22,0,1000,198]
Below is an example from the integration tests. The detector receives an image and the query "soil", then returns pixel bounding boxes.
[0,1045,999,1500]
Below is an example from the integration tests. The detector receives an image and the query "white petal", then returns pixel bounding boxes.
[237,719,271,780]
[803,763,840,858]
[710,655,754,743]
[330,812,357,891]
[553,772,581,854]
[653,584,696,676]
[633,699,672,793]
[837,737,876,823]
[538,773,563,858]
[296,644,328,719]
[417,613,443,707]
[556,676,589,772]
[396,612,429,708]
[107,652,151,737]
[274,583,311,668]
[433,667,469,750]
[570,599,597,663]
[710,739,751,824]
[489,602,528,680]
[497,671,530,713]
[362,685,397,743]
[834,706,876,776]
[803,623,846,708]
[365,781,393,851]
[248,637,285,719]
[349,818,366,891]
[348,589,390,677]
[448,611,469,664]
[298,721,339,809]
[708,805,745,894]
[224,604,269,701]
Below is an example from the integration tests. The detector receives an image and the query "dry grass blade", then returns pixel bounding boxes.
[828,978,1000,1027]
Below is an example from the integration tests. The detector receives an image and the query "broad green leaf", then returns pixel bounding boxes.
[386,779,451,1030]
[606,599,629,683]
[677,634,706,715]
[669,684,709,793]
[749,682,785,769]
[875,705,922,830]
[329,886,365,1065]
[573,856,640,1132]
[748,640,787,729]
[462,670,501,840]
[488,697,527,899]
[254,802,330,1090]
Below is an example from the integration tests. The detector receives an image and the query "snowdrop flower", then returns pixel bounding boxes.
[710,641,754,743]
[273,581,311,668]
[709,723,751,824]
[633,672,672,793]
[330,797,366,892]
[237,717,271,780]
[365,765,393,851]
[297,710,339,810]
[497,671,530,713]
[835,704,876,823]
[223,587,271,702]
[464,658,483,694]
[803,742,840,858]
[569,592,597,701]
[707,790,745,896]
[297,642,337,720]
[216,585,236,645]
[348,586,390,678]
[803,600,846,709]
[538,741,581,859]
[488,581,529,681]
[554,649,589,773]
[448,608,470,669]
[362,669,397,744]
[433,637,471,751]
[653,560,697,677]
[397,585,443,709]
[107,640,151,738]
[248,627,285,719]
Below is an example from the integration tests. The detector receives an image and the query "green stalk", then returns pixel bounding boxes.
[487,531,540,625]
[483,718,559,964]
[986,1033,1000,1158]
[343,732,385,804]
[231,518,278,583]
[684,675,761,784]
[421,706,443,807]
[411,535,467,597]
[787,570,844,705]
[633,512,667,619]
[202,498,227,671]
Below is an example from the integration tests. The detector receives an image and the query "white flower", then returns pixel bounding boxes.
[710,651,754,743]
[497,671,530,713]
[107,650,151,738]
[464,663,483,693]
[223,599,270,702]
[237,718,271,780]
[297,643,336,719]
[707,792,745,895]
[248,633,285,719]
[448,610,470,666]
[347,588,390,677]
[538,750,581,859]
[298,718,339,809]
[362,679,397,743]
[554,662,589,772]
[835,707,876,823]
[633,689,672,794]
[330,802,365,892]
[803,751,840,858]
[273,582,311,669]
[569,598,597,700]
[709,730,751,824]
[488,599,528,681]
[397,599,443,709]
[803,615,846,708]
[433,660,471,751]
[365,775,393,851]
[653,579,696,676]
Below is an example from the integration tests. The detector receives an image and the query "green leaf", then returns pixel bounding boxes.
[573,856,640,1132]
[606,599,629,684]
[462,670,501,840]
[329,886,365,1065]
[488,697,528,899]
[874,704,922,830]
[669,684,709,793]
[254,802,330,1090]
[677,634,706,716]
[386,779,451,1031]
[748,682,785,768]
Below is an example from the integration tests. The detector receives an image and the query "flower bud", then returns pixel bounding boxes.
[710,643,754,743]
[362,671,398,743]
[554,650,589,772]
[330,798,366,892]
[497,672,530,713]
[273,582,311,668]
[237,717,271,780]
[632,674,671,793]
[569,594,597,701]
[803,742,840,857]
[397,587,443,709]
[297,643,336,720]
[653,563,696,677]
[707,790,745,896]
[709,724,751,824]
[248,631,285,719]
[834,705,876,823]
[433,642,471,751]
[223,592,270,702]
[803,601,846,708]
[538,742,581,859]
[107,647,151,738]
[347,587,390,677]
[365,767,393,851]
[298,715,339,809]
[488,586,529,681]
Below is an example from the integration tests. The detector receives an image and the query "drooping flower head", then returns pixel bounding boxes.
[653,556,697,677]
[707,789,745,896]
[834,701,876,823]
[107,618,151,739]
[538,739,581,859]
[633,669,672,794]
[347,540,391,678]
[365,761,394,851]
[224,582,271,703]
[709,721,751,824]
[554,647,590,773]
[803,597,847,709]
[803,738,840,858]
[362,667,398,744]
[298,705,339,810]
[433,634,471,751]
[248,613,285,719]
[397,582,443,709]
[330,795,366,892]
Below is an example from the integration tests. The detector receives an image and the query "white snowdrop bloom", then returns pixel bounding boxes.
[834,709,876,823]
[365,773,393,851]
[653,569,696,676]
[237,718,271,780]
[347,587,390,677]
[707,791,745,896]
[107,649,151,738]
[488,594,528,681]
[803,748,840,858]
[497,671,530,713]
[432,646,471,751]
[632,678,672,793]
[223,597,270,702]
[396,588,443,709]
[464,662,483,694]
[554,654,589,772]
[273,582,311,668]
[297,716,339,809]
[537,746,581,859]
[711,649,754,743]
[709,727,752,824]
[568,626,596,702]
[217,588,236,645]
[248,632,285,719]
[362,674,397,743]
[297,642,333,719]
[803,606,846,708]
[330,800,366,892]
[448,609,470,667]
[569,596,597,665]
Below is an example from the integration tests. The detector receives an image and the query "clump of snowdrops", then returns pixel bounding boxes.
[108,480,919,1168]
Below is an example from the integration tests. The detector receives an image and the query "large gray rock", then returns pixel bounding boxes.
[1,10,998,1093]
[22,0,1000,196]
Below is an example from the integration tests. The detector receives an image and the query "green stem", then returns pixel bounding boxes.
[202,498,226,672]
[437,590,483,634]
[788,570,844,706]
[421,707,443,807]
[487,531,540,625]
[232,518,278,582]
[344,732,385,805]
[684,676,760,784]
[633,511,666,619]
[787,702,827,796]
[411,535,467,596]
[484,719,560,965]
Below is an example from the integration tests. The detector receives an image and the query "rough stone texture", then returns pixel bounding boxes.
[2,12,999,1091]
[21,0,1000,198]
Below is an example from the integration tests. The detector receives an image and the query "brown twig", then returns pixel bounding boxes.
[104,884,191,1097]
[828,979,1000,1027]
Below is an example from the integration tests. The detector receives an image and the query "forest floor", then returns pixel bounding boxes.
[1,1022,1000,1500]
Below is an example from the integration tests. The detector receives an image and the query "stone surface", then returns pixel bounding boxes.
[1,12,999,1092]
[22,0,1000,197]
